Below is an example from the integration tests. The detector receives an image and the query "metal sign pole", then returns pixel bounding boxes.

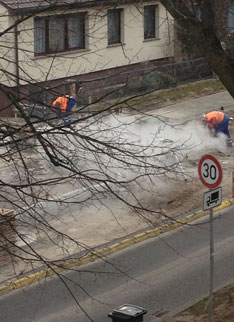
[208,207,214,322]
[198,155,223,322]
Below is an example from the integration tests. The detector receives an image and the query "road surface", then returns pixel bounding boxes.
[1,205,234,321]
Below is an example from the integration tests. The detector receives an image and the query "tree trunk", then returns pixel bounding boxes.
[160,0,234,100]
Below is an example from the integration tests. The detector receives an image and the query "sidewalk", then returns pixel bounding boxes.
[1,90,234,288]
[151,90,234,120]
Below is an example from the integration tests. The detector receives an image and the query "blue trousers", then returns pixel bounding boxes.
[214,114,231,138]
[63,113,72,125]
[54,110,72,125]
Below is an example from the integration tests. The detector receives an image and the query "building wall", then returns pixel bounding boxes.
[0,5,17,87]
[11,1,174,85]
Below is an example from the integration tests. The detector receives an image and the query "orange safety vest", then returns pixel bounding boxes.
[205,111,224,128]
[52,96,68,112]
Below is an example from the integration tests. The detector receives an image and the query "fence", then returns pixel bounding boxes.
[78,58,213,105]
[21,58,213,118]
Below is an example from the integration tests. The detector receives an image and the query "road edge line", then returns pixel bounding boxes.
[1,197,234,296]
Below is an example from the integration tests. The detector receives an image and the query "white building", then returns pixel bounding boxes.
[0,0,174,115]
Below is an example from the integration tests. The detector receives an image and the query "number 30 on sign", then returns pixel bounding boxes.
[198,155,222,189]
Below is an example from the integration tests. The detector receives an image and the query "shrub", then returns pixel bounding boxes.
[124,71,176,95]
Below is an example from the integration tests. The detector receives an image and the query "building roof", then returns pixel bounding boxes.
[1,1,76,10]
[0,0,54,10]
[0,0,135,13]
[0,0,102,13]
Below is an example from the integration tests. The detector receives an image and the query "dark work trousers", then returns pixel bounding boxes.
[53,109,72,125]
[214,114,231,138]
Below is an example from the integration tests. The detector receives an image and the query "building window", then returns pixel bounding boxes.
[193,4,201,21]
[144,5,158,40]
[227,1,234,29]
[107,9,122,45]
[34,13,86,55]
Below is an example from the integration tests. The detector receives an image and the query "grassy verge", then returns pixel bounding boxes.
[129,78,225,110]
[91,78,225,112]
[175,283,234,322]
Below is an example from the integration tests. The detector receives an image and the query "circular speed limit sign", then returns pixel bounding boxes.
[198,155,222,189]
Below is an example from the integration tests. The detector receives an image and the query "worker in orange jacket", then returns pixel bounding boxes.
[52,83,83,125]
[52,94,77,125]
[204,110,232,147]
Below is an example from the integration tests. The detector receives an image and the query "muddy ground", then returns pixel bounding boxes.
[173,283,234,322]
[159,107,234,220]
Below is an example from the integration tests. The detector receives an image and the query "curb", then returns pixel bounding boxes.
[1,197,234,297]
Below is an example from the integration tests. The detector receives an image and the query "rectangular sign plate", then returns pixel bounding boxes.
[203,187,222,210]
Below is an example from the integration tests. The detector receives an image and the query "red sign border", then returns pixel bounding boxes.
[198,154,222,189]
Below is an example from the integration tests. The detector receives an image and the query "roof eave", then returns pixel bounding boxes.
[0,1,15,14]
[11,0,140,15]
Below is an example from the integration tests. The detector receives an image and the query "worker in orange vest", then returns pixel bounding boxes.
[203,109,232,147]
[52,83,83,125]
[52,94,77,125]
